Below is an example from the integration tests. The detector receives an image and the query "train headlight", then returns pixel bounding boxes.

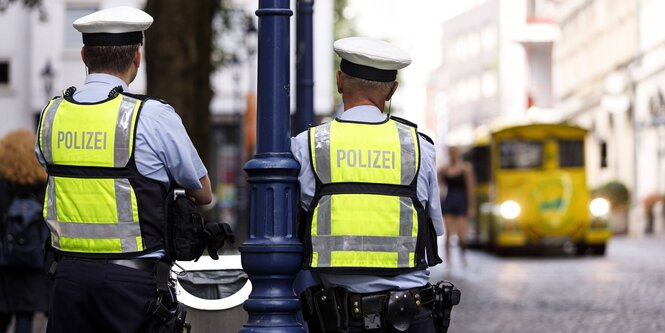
[590,198,610,217]
[499,200,521,220]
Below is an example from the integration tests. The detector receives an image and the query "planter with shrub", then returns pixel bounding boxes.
[592,181,630,234]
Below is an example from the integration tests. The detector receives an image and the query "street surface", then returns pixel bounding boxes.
[431,234,665,333]
[17,235,665,333]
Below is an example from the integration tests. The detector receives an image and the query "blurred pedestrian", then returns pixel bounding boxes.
[0,129,51,333]
[438,146,476,266]
[34,6,211,333]
[292,37,444,332]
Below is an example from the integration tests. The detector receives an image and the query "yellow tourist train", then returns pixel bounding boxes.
[464,122,612,255]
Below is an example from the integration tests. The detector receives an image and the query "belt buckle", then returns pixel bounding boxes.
[363,313,381,330]
[361,294,384,330]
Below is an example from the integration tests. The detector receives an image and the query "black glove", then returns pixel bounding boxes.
[202,222,234,260]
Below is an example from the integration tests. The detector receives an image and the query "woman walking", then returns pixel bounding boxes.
[439,146,476,266]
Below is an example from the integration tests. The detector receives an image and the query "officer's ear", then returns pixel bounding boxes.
[386,81,398,101]
[132,45,141,69]
[81,47,87,67]
[336,70,343,94]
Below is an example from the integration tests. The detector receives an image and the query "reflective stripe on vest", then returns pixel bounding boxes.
[308,119,421,270]
[39,95,143,254]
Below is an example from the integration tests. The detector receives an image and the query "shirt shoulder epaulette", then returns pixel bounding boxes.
[122,92,169,105]
[308,120,331,129]
[390,115,417,128]
[418,132,434,145]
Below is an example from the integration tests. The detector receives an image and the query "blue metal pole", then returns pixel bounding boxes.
[240,1,304,332]
[294,0,314,133]
[293,4,317,325]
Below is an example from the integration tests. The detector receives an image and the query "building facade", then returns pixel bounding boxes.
[0,1,148,135]
[631,0,665,230]
[551,0,638,194]
[427,0,528,149]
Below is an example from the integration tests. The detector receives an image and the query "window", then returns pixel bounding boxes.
[481,26,497,51]
[499,140,543,169]
[467,32,480,57]
[481,70,497,97]
[558,140,584,167]
[455,36,467,59]
[0,61,8,85]
[65,5,98,49]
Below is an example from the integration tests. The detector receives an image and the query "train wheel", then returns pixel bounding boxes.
[574,243,588,256]
[590,244,606,256]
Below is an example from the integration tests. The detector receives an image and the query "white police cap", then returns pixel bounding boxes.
[334,37,411,82]
[73,6,153,46]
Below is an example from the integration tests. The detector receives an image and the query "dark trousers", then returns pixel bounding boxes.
[47,258,157,333]
[347,307,435,333]
[306,306,436,333]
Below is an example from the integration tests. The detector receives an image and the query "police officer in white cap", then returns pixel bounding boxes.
[34,6,211,333]
[291,37,445,332]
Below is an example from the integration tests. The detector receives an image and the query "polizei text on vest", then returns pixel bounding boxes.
[336,149,396,169]
[57,131,108,150]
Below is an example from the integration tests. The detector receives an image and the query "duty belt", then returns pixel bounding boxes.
[301,284,435,332]
[347,284,435,318]
[348,284,434,331]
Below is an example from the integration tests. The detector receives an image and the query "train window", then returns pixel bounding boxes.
[464,145,491,183]
[499,140,543,169]
[558,139,584,167]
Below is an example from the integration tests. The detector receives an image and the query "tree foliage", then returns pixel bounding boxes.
[0,0,40,10]
[593,180,631,208]
[0,0,46,20]
[332,0,357,106]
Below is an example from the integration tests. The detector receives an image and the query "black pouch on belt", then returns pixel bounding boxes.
[384,290,418,332]
[165,189,206,262]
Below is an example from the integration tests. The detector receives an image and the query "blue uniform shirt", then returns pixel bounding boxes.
[290,105,443,293]
[35,73,207,190]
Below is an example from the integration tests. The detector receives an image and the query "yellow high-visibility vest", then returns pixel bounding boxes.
[38,90,167,257]
[305,117,429,275]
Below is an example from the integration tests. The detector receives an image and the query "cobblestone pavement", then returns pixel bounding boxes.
[430,234,665,333]
[17,235,665,333]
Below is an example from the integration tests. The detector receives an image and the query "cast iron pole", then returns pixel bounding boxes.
[295,0,314,133]
[240,1,304,332]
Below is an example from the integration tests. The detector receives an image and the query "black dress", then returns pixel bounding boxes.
[0,180,52,313]
[441,172,468,216]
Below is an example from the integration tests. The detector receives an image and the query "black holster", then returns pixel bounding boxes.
[144,297,190,333]
[144,261,191,333]
[300,286,349,333]
[432,281,461,333]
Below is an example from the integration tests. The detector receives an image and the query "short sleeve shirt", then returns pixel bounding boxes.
[34,74,207,190]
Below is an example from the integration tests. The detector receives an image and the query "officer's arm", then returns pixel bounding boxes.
[187,174,212,205]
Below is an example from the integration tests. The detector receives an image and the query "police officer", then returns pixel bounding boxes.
[34,6,212,333]
[291,37,444,332]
